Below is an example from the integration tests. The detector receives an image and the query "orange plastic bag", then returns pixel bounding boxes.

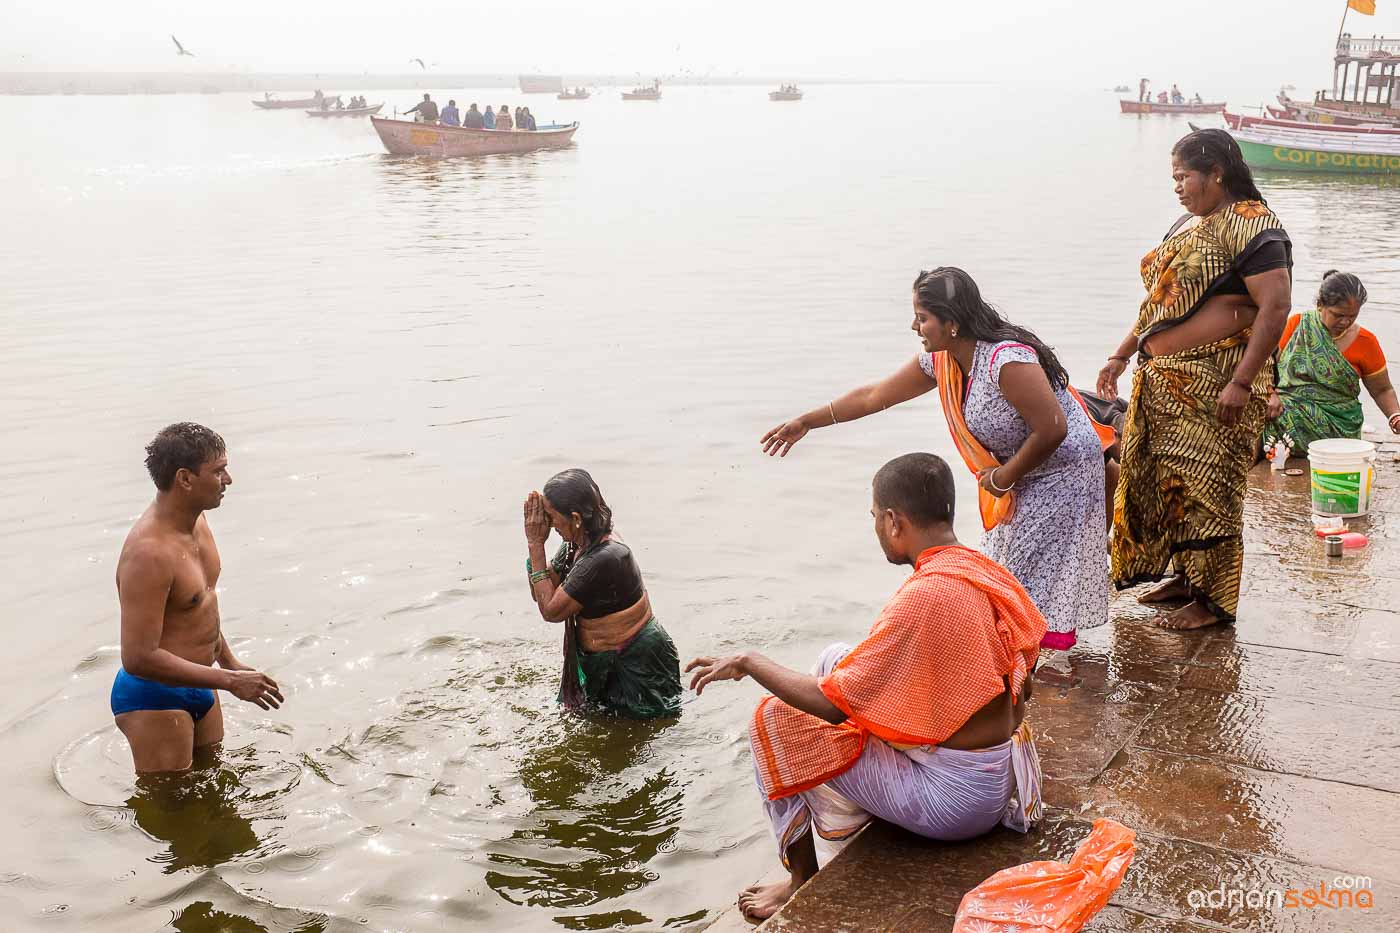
[952,819,1136,932]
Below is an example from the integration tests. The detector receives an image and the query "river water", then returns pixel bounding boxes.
[1,82,1397,932]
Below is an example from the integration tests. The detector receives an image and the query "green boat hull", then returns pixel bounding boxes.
[1237,138,1400,174]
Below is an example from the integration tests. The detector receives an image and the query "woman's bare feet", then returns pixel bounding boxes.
[1155,599,1226,631]
[1138,574,1191,605]
[738,878,802,923]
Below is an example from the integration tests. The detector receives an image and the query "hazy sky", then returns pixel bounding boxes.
[5,0,1399,91]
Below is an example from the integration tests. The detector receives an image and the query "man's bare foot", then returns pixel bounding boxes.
[738,878,801,923]
[1155,600,1226,631]
[1138,575,1191,605]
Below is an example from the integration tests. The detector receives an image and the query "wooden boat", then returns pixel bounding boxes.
[557,89,591,100]
[1119,99,1225,114]
[370,116,579,157]
[306,103,383,118]
[622,81,661,101]
[1225,111,1400,136]
[1277,93,1400,127]
[769,87,803,101]
[253,96,326,110]
[1230,126,1400,175]
[1113,85,1131,93]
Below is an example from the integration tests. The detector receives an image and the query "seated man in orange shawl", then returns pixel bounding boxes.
[686,453,1047,921]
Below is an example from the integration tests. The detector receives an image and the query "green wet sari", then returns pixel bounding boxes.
[551,543,682,720]
[1265,310,1363,457]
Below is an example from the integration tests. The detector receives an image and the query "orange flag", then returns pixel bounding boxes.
[1350,0,1377,15]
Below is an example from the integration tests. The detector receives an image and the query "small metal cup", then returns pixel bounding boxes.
[1325,535,1344,558]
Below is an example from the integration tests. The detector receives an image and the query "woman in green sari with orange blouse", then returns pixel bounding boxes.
[1264,271,1400,456]
[1097,129,1293,631]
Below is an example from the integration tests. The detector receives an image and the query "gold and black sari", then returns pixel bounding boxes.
[1111,201,1291,620]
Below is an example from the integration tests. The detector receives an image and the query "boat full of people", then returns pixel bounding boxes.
[622,80,661,101]
[557,87,591,100]
[769,85,803,101]
[306,96,382,117]
[370,116,580,157]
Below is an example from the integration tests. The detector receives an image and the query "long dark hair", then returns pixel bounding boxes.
[912,267,1069,389]
[1171,128,1266,204]
[1316,269,1367,309]
[543,468,613,546]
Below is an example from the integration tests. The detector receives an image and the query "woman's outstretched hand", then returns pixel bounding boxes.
[523,491,551,545]
[1266,390,1284,421]
[1096,359,1127,401]
[760,419,809,457]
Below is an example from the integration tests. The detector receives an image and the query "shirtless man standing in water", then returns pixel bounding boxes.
[111,423,283,773]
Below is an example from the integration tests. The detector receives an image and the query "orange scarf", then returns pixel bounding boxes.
[749,546,1047,800]
[934,350,1115,532]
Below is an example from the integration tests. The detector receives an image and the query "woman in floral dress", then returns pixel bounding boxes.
[761,266,1109,649]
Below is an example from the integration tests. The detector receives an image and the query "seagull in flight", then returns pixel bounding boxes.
[171,35,194,57]
[409,58,426,70]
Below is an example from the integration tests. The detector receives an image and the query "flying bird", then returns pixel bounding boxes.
[409,58,426,70]
[171,35,194,57]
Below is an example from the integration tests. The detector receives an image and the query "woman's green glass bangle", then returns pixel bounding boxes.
[525,556,534,573]
[529,569,551,584]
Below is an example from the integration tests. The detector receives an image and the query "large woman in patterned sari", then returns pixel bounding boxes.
[1097,129,1293,631]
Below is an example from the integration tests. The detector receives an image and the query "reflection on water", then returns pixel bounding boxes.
[5,85,1400,930]
[128,744,298,873]
[485,715,681,917]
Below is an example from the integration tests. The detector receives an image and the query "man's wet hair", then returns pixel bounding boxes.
[145,423,226,491]
[873,453,955,526]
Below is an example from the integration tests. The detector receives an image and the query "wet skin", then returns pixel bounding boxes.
[115,454,282,773]
[523,491,651,652]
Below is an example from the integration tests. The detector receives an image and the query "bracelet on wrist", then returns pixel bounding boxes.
[1108,355,1131,364]
[988,467,1016,493]
[1389,412,1400,424]
[528,569,551,584]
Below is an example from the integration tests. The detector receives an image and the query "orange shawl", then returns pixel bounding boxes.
[749,546,1047,800]
[934,350,1116,532]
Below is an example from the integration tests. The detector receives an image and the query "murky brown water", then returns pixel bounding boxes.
[2,83,1398,931]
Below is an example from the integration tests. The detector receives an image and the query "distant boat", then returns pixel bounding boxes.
[306,103,383,118]
[1112,85,1131,93]
[557,89,591,100]
[1228,125,1400,175]
[769,86,803,101]
[254,95,326,110]
[520,75,564,94]
[623,80,661,101]
[1119,99,1225,115]
[1226,110,1400,136]
[370,116,579,157]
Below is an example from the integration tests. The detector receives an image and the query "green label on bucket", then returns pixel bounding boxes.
[1312,470,1361,514]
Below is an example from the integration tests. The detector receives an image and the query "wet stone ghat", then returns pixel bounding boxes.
[715,433,1400,932]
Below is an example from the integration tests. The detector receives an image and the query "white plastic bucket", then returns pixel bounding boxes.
[1309,437,1376,518]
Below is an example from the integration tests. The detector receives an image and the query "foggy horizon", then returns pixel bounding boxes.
[6,0,1400,94]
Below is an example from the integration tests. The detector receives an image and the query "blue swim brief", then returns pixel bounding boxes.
[110,668,216,721]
